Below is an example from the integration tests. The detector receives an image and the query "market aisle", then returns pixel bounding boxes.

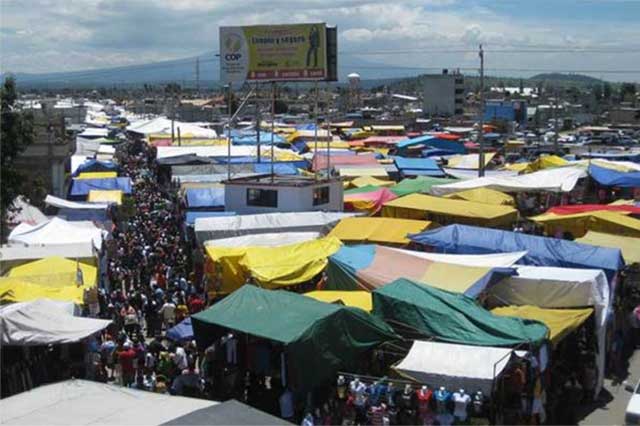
[580,350,640,426]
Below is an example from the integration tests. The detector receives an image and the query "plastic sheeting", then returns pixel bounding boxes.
[0,299,110,346]
[446,153,496,170]
[45,195,108,210]
[185,187,225,208]
[348,176,395,188]
[344,187,398,215]
[0,278,87,304]
[492,305,593,345]
[382,193,518,227]
[72,159,117,176]
[547,204,640,215]
[192,286,398,390]
[8,217,105,250]
[393,157,445,177]
[70,177,132,196]
[589,164,640,188]
[87,190,123,205]
[166,317,194,342]
[195,211,355,243]
[76,171,117,179]
[373,279,548,346]
[385,248,527,268]
[312,153,379,171]
[8,256,97,287]
[185,211,235,226]
[205,237,342,293]
[444,168,519,180]
[444,188,515,206]
[576,231,640,264]
[6,196,47,226]
[530,211,640,238]
[394,340,523,394]
[390,176,458,197]
[409,224,624,280]
[304,290,373,312]
[338,167,390,178]
[204,232,319,248]
[328,217,431,245]
[326,244,515,297]
[431,167,587,195]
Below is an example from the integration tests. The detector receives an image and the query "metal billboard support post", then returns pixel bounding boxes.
[227,83,232,181]
[314,81,319,181]
[256,83,261,163]
[326,82,331,181]
[478,44,485,178]
[271,81,276,182]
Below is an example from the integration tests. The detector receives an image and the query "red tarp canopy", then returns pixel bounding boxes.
[312,153,379,171]
[547,204,640,215]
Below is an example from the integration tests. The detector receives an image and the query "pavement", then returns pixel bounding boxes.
[579,351,640,426]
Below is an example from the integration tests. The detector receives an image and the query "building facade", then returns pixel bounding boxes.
[422,70,464,117]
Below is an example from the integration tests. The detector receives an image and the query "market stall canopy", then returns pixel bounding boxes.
[192,285,398,390]
[431,167,587,195]
[205,232,319,248]
[446,153,496,170]
[76,171,118,179]
[492,305,593,346]
[338,167,391,178]
[7,256,97,287]
[393,157,445,177]
[87,190,123,205]
[166,317,194,343]
[45,195,108,210]
[530,211,640,238]
[0,277,87,304]
[328,217,431,245]
[0,299,110,346]
[0,243,95,268]
[185,187,225,208]
[344,187,398,215]
[348,176,395,188]
[546,204,640,215]
[382,193,518,228]
[304,290,372,312]
[161,399,291,426]
[127,116,218,138]
[69,177,132,196]
[372,278,548,346]
[72,159,117,176]
[394,340,526,394]
[6,196,47,226]
[443,168,519,180]
[326,244,515,297]
[589,164,640,188]
[576,231,640,264]
[522,155,568,173]
[8,217,105,250]
[443,188,515,206]
[409,224,624,280]
[205,237,341,294]
[390,176,458,197]
[0,380,217,425]
[312,153,379,171]
[385,248,527,268]
[195,211,355,243]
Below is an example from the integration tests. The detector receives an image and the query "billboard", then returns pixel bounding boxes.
[220,23,330,83]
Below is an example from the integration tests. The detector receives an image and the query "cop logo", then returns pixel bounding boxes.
[224,34,242,61]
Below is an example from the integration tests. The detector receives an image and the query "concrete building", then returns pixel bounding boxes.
[223,175,343,214]
[610,107,640,125]
[422,70,464,117]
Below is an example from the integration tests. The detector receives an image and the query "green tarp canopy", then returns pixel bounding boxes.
[192,285,399,389]
[372,278,548,347]
[390,176,458,197]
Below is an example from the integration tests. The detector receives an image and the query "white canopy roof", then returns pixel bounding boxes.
[195,211,355,243]
[204,232,320,248]
[127,117,217,138]
[443,168,519,180]
[0,380,217,425]
[155,145,293,159]
[388,248,527,268]
[0,299,111,346]
[395,340,525,394]
[45,195,108,210]
[8,217,105,250]
[0,243,95,263]
[6,196,47,226]
[433,166,587,195]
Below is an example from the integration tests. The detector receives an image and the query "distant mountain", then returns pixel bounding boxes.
[529,73,605,86]
[4,52,418,89]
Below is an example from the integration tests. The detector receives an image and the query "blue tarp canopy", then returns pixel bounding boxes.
[409,224,625,280]
[166,317,194,342]
[232,132,286,145]
[580,152,640,162]
[69,177,132,196]
[185,211,236,226]
[589,164,640,188]
[58,208,108,222]
[397,135,466,154]
[296,123,317,131]
[213,157,309,169]
[393,157,444,177]
[73,159,118,176]
[253,163,298,175]
[421,148,459,158]
[186,187,225,208]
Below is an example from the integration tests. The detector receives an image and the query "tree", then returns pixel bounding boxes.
[603,82,612,100]
[620,83,636,103]
[592,84,602,101]
[1,77,35,240]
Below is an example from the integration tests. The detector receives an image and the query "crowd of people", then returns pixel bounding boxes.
[88,138,208,397]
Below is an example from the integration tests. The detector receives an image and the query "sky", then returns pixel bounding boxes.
[1,0,639,81]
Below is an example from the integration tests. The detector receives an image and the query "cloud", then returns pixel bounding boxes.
[1,0,639,81]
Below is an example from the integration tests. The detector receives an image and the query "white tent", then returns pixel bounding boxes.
[432,167,587,195]
[204,232,320,248]
[0,243,96,274]
[195,211,356,243]
[443,168,519,180]
[395,340,526,394]
[0,380,217,425]
[127,117,217,138]
[155,145,293,160]
[488,265,609,394]
[8,217,105,250]
[0,299,111,346]
[388,248,527,268]
[45,195,108,210]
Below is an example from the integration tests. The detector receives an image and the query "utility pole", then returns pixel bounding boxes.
[255,83,261,163]
[478,44,485,177]
[227,83,232,181]
[196,57,200,96]
[270,81,276,182]
[553,87,559,154]
[314,81,319,181]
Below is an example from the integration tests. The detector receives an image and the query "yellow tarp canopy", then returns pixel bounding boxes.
[576,231,640,264]
[328,217,431,245]
[348,176,395,188]
[339,167,389,178]
[523,155,568,174]
[492,305,593,345]
[443,187,515,206]
[530,210,640,238]
[88,190,123,205]
[76,171,117,179]
[503,163,529,172]
[7,256,97,287]
[0,277,86,304]
[382,193,518,227]
[609,199,636,206]
[205,237,342,294]
[304,290,373,312]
